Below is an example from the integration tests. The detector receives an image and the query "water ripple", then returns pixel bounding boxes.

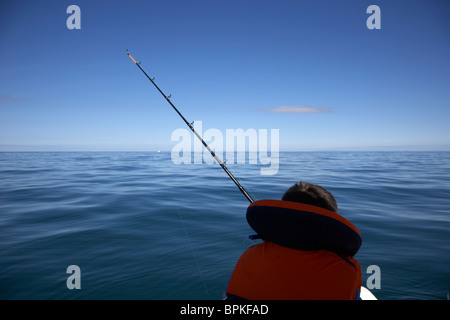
[0,151,449,299]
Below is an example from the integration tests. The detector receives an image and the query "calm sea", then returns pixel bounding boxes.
[0,151,449,300]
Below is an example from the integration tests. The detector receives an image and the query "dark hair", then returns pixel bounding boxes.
[282,181,338,213]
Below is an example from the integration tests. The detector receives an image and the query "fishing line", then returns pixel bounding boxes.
[169,190,210,298]
[126,50,255,203]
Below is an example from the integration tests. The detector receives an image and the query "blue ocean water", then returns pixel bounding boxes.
[0,151,449,300]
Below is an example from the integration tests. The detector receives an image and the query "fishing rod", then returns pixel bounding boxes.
[126,50,254,203]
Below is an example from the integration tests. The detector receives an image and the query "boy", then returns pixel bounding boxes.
[225,181,362,300]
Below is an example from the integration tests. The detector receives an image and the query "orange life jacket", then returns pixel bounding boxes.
[225,200,363,300]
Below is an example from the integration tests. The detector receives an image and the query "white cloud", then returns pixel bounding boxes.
[0,95,28,103]
[267,106,329,113]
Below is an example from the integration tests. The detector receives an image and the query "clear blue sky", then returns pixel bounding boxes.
[1,0,449,151]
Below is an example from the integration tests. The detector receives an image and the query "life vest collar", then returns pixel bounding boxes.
[246,200,362,256]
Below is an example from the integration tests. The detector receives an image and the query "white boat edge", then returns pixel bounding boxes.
[221,286,379,300]
[360,286,377,300]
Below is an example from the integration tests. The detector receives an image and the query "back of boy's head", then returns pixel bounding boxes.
[282,181,338,213]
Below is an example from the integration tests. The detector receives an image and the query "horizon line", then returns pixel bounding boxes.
[1,144,449,152]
